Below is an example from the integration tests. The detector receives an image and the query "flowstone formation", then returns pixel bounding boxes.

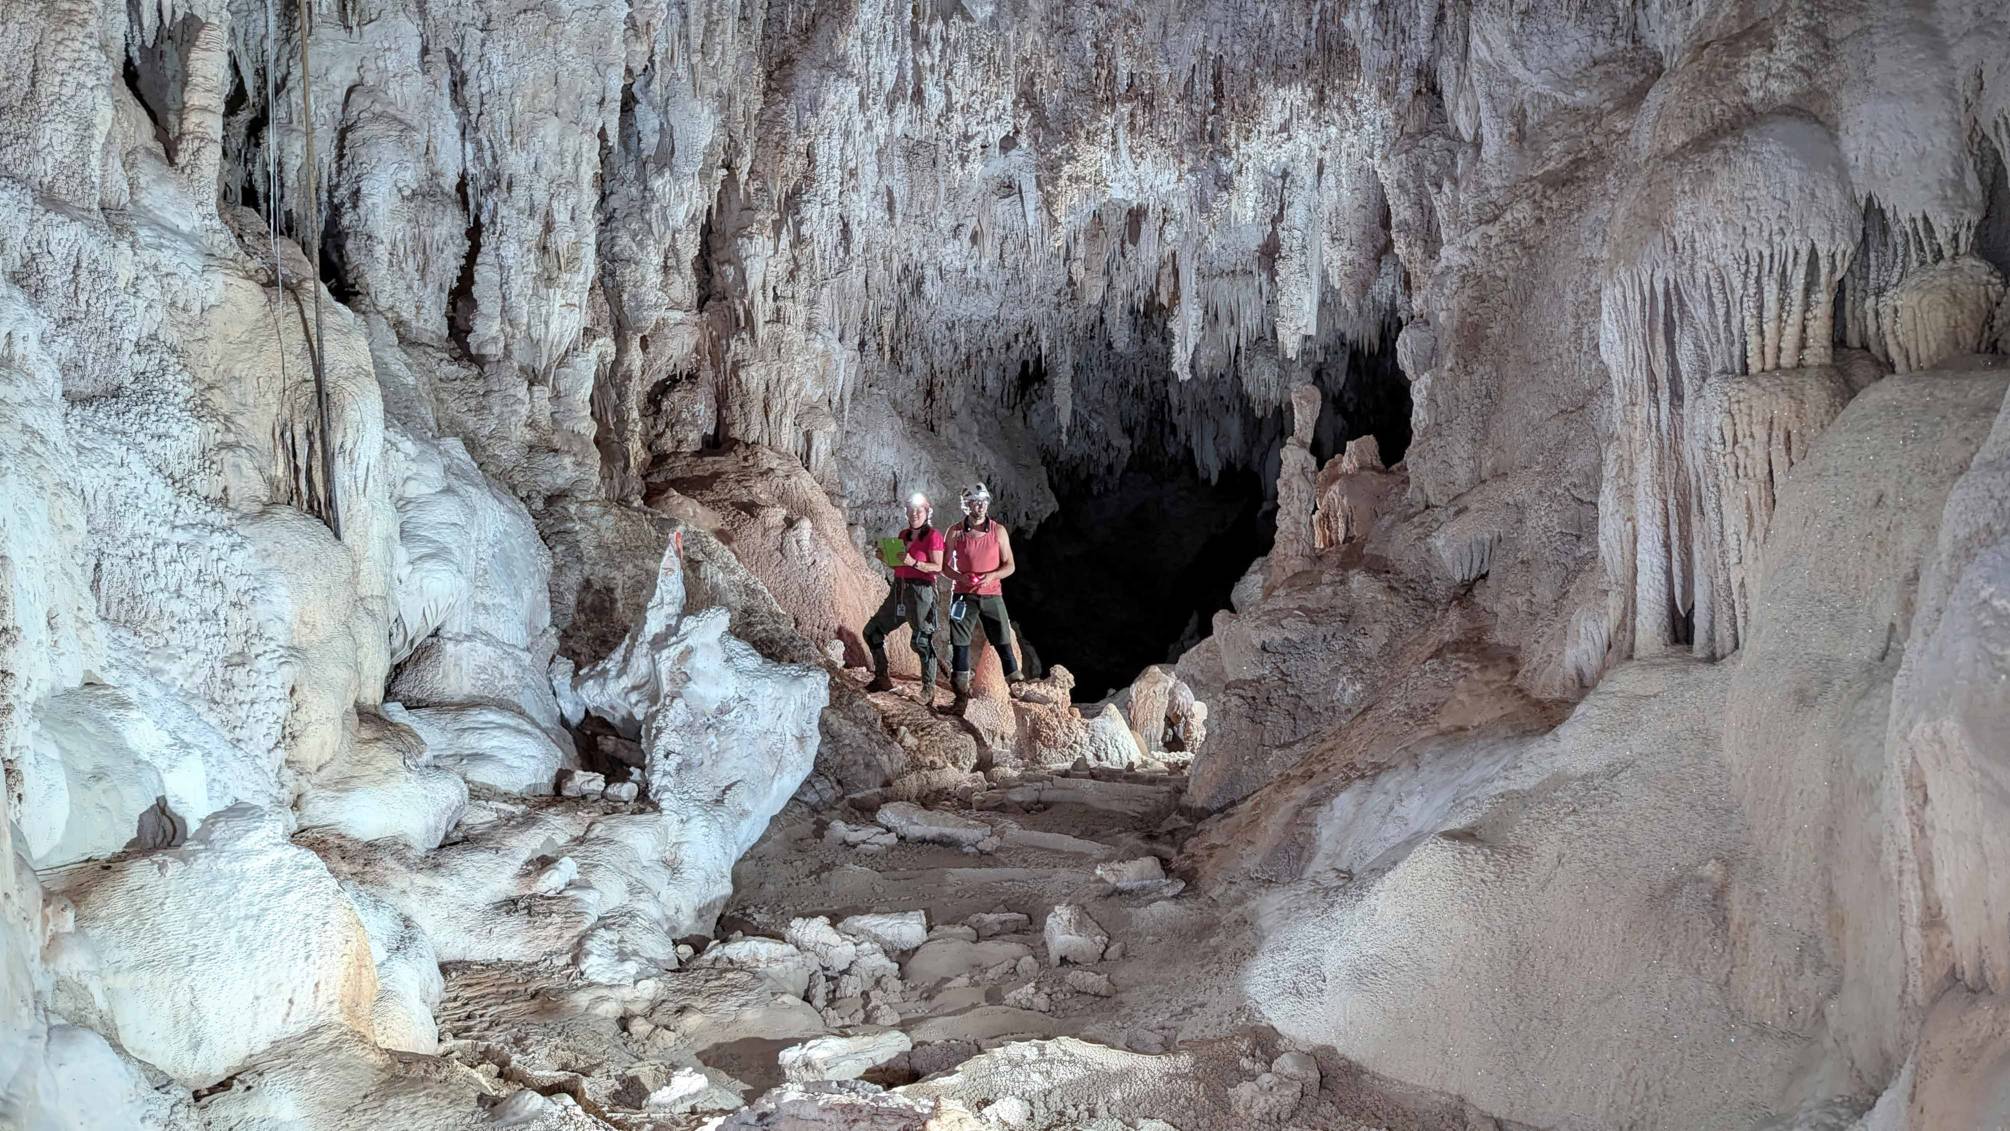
[4,0,2010,1128]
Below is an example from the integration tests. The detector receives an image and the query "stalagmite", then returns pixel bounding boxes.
[1266,384,1323,590]
[1313,435,1399,551]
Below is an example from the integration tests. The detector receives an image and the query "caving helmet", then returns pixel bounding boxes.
[960,483,991,516]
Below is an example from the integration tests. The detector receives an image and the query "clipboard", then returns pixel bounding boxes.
[877,537,906,568]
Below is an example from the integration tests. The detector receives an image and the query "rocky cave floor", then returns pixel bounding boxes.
[365,670,1478,1131]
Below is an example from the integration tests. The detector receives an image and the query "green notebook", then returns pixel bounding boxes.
[877,537,906,568]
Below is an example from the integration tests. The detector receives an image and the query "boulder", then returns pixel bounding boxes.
[874,801,993,848]
[825,819,897,849]
[340,882,444,1054]
[392,702,567,795]
[838,911,929,954]
[1065,970,1115,997]
[647,444,890,672]
[786,917,861,974]
[295,709,467,851]
[1094,856,1166,892]
[47,806,377,1085]
[1043,904,1110,967]
[904,938,1036,987]
[689,937,820,998]
[777,1031,913,1083]
[643,1065,746,1115]
[965,912,1031,939]
[15,681,213,868]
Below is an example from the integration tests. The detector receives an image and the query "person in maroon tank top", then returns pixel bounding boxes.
[863,493,946,700]
[943,483,1024,714]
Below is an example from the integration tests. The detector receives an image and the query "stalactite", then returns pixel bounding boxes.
[1598,112,1861,660]
[1684,363,1866,657]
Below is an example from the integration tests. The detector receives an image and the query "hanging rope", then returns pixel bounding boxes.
[296,0,341,540]
[258,0,303,514]
[259,0,344,540]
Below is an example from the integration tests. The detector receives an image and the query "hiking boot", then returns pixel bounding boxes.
[1005,670,1026,698]
[865,649,894,693]
[947,671,972,715]
[918,668,938,703]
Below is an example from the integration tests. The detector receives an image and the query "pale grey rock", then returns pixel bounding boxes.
[1065,970,1115,998]
[825,819,897,849]
[777,1031,913,1083]
[44,806,375,1085]
[837,911,929,954]
[644,1065,746,1115]
[1273,1051,1321,1091]
[1003,983,1052,1013]
[689,937,820,999]
[1094,856,1167,892]
[966,911,1031,938]
[873,801,994,848]
[1043,904,1109,968]
[1229,1071,1306,1123]
[981,1096,1033,1127]
[785,917,860,975]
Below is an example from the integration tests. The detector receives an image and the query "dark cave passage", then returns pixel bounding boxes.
[1316,344,1412,466]
[1005,338,1411,702]
[1011,466,1271,702]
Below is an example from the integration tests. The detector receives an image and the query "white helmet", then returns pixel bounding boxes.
[960,483,991,513]
[906,492,931,513]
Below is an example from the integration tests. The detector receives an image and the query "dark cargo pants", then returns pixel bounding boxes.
[864,579,939,667]
[948,592,1019,676]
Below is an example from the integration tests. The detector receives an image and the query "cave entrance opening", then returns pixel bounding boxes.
[997,340,1411,704]
[1011,464,1272,703]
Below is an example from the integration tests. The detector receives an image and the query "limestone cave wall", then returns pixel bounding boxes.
[3,0,2009,1127]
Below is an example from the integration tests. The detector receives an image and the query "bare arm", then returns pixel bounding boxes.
[941,531,966,585]
[989,526,1017,583]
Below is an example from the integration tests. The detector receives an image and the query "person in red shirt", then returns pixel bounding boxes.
[864,493,946,699]
[944,482,1024,714]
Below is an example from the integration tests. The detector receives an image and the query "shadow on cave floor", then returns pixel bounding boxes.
[1010,466,1271,702]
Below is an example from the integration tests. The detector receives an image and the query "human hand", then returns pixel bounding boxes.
[902,553,916,567]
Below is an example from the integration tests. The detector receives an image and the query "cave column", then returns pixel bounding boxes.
[1267,384,1321,591]
[175,15,231,196]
